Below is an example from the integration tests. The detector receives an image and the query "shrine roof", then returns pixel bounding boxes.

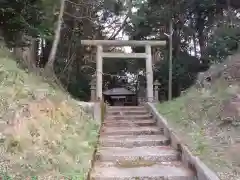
[103,87,135,96]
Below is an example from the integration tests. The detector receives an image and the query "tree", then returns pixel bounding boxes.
[44,0,65,72]
[0,0,45,47]
[2,0,240,101]
[123,0,240,99]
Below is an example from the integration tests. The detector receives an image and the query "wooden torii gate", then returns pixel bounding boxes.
[81,40,166,102]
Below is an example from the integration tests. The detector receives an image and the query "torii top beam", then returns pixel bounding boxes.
[81,40,166,46]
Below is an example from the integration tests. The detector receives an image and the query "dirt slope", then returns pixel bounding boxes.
[158,54,240,180]
[0,47,99,179]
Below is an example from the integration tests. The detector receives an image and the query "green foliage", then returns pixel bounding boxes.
[207,26,240,63]
[0,0,48,47]
[1,0,240,102]
[124,0,240,100]
[103,0,124,15]
[154,52,200,97]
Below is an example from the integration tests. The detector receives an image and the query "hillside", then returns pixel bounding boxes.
[158,54,240,180]
[0,47,100,179]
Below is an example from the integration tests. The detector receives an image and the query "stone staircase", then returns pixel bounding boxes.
[90,106,196,180]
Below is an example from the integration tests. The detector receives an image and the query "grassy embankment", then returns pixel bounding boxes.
[158,68,240,179]
[0,46,100,179]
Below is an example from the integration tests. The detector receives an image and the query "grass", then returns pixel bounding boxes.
[0,46,100,179]
[157,80,240,179]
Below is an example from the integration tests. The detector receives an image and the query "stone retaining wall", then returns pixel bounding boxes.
[76,101,101,122]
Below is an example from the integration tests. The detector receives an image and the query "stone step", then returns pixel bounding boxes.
[101,126,161,136]
[94,160,185,167]
[105,114,152,121]
[91,162,195,180]
[104,118,155,123]
[106,111,149,116]
[96,146,179,162]
[107,106,146,111]
[91,106,196,180]
[100,135,169,147]
[103,119,156,127]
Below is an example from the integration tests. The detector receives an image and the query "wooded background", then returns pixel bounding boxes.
[1,0,240,101]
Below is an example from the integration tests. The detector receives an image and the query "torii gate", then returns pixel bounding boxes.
[81,40,166,102]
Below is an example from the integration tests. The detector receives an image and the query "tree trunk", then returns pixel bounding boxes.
[44,0,65,72]
[42,0,66,92]
[196,12,211,70]
[193,33,197,56]
[168,19,173,101]
[39,39,52,68]
[14,36,37,71]
[172,29,181,57]
[197,25,205,58]
[227,0,233,26]
[190,16,197,56]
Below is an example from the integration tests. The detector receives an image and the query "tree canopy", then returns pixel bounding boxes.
[1,0,240,100]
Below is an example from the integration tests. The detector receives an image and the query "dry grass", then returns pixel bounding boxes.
[157,79,240,180]
[0,47,100,179]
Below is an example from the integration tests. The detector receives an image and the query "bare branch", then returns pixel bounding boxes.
[109,15,129,40]
[62,53,76,74]
[65,0,98,6]
[108,0,133,40]
[64,11,96,23]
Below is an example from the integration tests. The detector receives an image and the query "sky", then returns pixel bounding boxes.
[100,5,140,53]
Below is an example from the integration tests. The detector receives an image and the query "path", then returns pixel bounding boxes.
[90,106,196,180]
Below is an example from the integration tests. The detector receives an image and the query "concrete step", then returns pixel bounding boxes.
[90,106,196,180]
[100,135,169,147]
[107,106,146,111]
[101,126,161,136]
[96,146,179,162]
[104,118,155,123]
[105,114,152,121]
[91,162,195,180]
[106,111,149,116]
[94,160,186,167]
[103,119,156,127]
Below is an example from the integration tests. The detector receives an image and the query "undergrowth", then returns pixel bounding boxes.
[0,47,99,179]
[158,80,240,179]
